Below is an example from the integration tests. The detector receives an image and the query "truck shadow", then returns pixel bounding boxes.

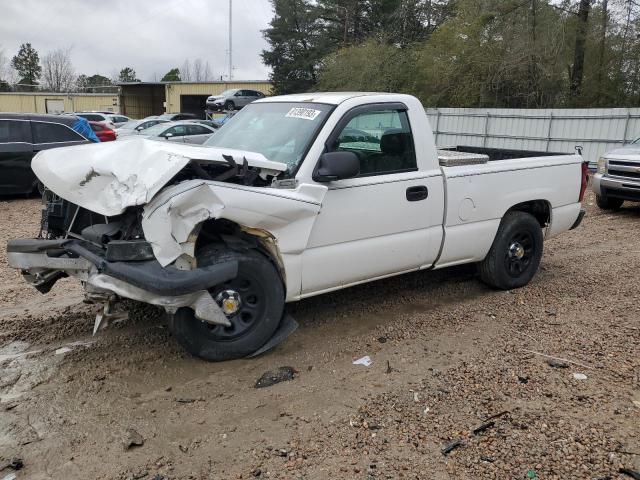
[287,263,486,332]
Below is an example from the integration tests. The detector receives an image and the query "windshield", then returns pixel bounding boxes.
[203,102,332,170]
[139,123,169,136]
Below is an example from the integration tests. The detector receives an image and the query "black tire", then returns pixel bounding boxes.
[224,100,235,111]
[478,211,544,290]
[167,245,284,361]
[595,194,623,210]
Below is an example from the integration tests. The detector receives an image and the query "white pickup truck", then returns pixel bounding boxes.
[7,93,587,361]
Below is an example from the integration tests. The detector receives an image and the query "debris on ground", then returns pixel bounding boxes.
[0,458,23,472]
[385,360,393,374]
[472,421,495,435]
[441,439,463,455]
[254,366,297,388]
[377,336,387,343]
[123,428,144,450]
[572,372,588,380]
[619,468,640,480]
[352,355,372,367]
[546,358,569,369]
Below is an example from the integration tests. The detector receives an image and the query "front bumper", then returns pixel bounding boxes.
[7,238,238,325]
[206,101,224,111]
[592,173,640,201]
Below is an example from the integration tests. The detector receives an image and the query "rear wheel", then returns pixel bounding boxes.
[595,194,623,210]
[224,100,235,111]
[167,245,284,361]
[478,211,543,290]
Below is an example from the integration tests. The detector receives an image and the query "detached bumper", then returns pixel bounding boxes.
[6,238,238,325]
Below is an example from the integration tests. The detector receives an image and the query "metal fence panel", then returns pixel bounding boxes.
[425,107,640,168]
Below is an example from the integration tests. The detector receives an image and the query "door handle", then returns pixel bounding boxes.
[406,185,428,202]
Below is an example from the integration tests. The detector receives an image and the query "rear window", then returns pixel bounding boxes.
[32,121,85,143]
[0,120,31,143]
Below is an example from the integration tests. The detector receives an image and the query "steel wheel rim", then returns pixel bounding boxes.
[206,275,265,340]
[504,231,534,277]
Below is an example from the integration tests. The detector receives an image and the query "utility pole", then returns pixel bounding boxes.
[228,0,233,81]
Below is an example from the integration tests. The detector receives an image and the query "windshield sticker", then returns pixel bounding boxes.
[285,107,322,121]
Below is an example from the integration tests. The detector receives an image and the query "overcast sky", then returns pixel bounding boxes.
[0,0,273,82]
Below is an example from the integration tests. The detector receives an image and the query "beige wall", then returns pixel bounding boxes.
[0,93,120,114]
[164,82,272,113]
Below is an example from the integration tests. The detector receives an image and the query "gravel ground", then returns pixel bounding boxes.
[0,192,638,480]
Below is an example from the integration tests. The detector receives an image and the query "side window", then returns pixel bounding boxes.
[166,125,187,136]
[32,122,85,143]
[0,120,31,143]
[329,109,417,176]
[186,125,210,135]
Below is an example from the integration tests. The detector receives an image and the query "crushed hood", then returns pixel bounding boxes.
[32,138,288,216]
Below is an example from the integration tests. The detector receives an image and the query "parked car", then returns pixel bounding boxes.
[0,113,91,195]
[156,113,197,121]
[89,121,117,142]
[73,112,123,128]
[116,118,170,137]
[206,89,265,111]
[592,137,640,210]
[118,121,216,144]
[7,93,587,361]
[184,119,221,129]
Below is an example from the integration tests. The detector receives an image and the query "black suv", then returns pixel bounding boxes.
[0,113,90,196]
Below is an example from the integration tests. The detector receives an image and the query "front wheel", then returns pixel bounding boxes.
[167,245,284,361]
[595,194,623,210]
[478,211,544,290]
[224,100,235,111]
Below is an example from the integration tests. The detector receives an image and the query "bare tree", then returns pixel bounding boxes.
[193,58,203,81]
[42,47,75,92]
[181,59,192,81]
[204,61,212,81]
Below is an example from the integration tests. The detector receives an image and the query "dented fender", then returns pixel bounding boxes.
[141,180,327,297]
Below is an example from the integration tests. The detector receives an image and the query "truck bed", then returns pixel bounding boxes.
[440,146,566,162]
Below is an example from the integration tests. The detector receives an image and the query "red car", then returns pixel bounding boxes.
[89,121,117,142]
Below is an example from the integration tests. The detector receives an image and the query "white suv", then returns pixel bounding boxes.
[206,89,265,111]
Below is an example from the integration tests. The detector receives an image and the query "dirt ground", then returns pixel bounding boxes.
[0,192,639,480]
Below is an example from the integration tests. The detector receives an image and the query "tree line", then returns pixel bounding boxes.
[0,43,220,93]
[262,0,640,108]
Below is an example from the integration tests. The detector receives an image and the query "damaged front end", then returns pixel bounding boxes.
[8,192,237,327]
[7,139,292,331]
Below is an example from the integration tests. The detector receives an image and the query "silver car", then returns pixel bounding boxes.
[74,112,131,128]
[117,121,217,144]
[116,119,170,137]
[206,89,265,111]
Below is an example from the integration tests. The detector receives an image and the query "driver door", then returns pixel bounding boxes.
[301,104,444,295]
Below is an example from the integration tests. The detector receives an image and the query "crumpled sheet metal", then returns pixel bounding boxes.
[87,273,230,325]
[31,138,288,217]
[142,180,325,267]
[32,140,192,216]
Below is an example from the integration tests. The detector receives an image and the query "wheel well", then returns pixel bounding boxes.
[506,200,550,228]
[194,218,286,282]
